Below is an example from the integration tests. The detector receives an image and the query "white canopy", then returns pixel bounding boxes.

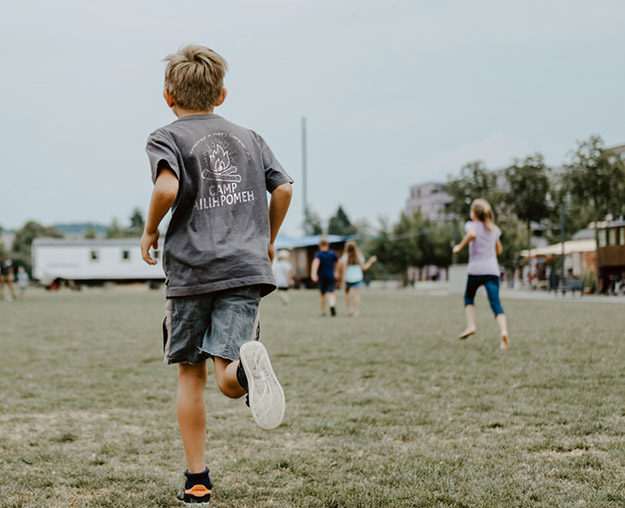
[520,239,596,258]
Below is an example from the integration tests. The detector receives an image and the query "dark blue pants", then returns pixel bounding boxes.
[464,275,504,316]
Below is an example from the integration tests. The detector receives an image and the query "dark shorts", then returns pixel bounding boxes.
[464,275,504,316]
[318,276,335,294]
[162,285,261,365]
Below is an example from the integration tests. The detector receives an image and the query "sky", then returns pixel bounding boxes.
[1,0,624,236]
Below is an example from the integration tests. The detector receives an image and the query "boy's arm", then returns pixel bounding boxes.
[268,182,292,263]
[310,258,320,283]
[140,168,179,265]
[452,228,477,255]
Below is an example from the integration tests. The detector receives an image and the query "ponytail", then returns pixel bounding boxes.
[470,199,496,231]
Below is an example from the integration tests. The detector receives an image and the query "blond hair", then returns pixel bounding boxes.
[163,45,228,111]
[470,199,496,231]
[318,237,329,249]
[345,240,360,266]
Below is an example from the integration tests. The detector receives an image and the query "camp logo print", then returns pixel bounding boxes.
[201,141,241,183]
[191,132,256,212]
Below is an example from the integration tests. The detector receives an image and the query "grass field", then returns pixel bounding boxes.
[1,287,625,508]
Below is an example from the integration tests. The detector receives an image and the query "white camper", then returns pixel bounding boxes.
[32,238,165,286]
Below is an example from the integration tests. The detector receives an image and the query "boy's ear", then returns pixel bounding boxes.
[215,88,227,107]
[163,89,175,108]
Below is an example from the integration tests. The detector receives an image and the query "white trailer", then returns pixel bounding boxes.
[32,238,165,286]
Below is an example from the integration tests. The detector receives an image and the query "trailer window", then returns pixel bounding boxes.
[608,228,617,247]
[90,250,99,261]
[620,228,625,246]
[597,229,607,247]
[122,250,130,261]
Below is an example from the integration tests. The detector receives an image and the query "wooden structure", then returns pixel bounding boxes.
[596,221,625,291]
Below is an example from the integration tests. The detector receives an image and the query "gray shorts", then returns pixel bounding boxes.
[162,285,261,365]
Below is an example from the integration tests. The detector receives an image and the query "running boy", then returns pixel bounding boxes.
[140,45,293,505]
[310,237,339,316]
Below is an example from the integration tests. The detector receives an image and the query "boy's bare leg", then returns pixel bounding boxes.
[496,313,510,349]
[320,293,326,314]
[177,363,208,473]
[328,292,336,308]
[214,357,246,398]
[8,279,16,298]
[459,305,476,339]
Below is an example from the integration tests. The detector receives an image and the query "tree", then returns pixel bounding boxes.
[422,221,453,270]
[85,225,97,239]
[370,212,425,281]
[543,171,594,245]
[302,207,324,236]
[564,135,625,222]
[129,208,145,236]
[446,161,502,219]
[505,153,552,258]
[497,214,526,273]
[11,221,63,273]
[327,206,357,236]
[106,218,130,238]
[563,135,625,286]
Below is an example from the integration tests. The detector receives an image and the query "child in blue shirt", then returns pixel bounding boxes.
[310,237,339,316]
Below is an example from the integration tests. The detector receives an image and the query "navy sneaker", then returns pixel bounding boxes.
[176,468,212,505]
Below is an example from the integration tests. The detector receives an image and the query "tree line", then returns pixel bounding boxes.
[2,134,623,280]
[304,135,625,281]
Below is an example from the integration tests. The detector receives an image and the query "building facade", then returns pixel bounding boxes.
[405,182,453,221]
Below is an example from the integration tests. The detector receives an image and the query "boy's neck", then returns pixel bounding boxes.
[173,106,215,119]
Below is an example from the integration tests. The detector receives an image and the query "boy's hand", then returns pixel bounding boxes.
[140,230,160,265]
[268,243,276,263]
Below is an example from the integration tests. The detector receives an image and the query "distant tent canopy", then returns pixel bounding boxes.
[274,234,357,250]
[520,239,596,259]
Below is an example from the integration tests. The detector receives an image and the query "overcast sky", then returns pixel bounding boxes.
[1,0,624,235]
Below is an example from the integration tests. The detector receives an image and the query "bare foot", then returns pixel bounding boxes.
[459,328,476,340]
[500,333,510,350]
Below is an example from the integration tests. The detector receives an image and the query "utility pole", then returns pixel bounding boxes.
[560,200,565,286]
[302,117,308,232]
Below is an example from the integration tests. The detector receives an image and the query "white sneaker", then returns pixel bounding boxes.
[239,341,285,430]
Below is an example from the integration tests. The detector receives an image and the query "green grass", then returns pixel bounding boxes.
[1,287,625,507]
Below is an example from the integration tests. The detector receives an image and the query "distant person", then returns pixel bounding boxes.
[139,45,293,506]
[452,199,510,350]
[337,240,377,316]
[17,266,30,298]
[310,237,339,316]
[0,255,17,301]
[273,249,294,311]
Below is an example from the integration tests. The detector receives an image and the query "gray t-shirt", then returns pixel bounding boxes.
[146,114,293,297]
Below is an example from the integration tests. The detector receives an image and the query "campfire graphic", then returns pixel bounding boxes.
[201,143,241,182]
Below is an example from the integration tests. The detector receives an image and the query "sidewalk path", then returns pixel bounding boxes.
[399,281,625,304]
